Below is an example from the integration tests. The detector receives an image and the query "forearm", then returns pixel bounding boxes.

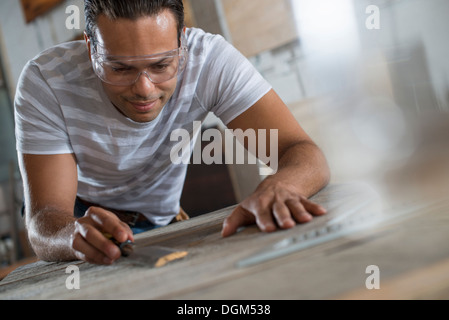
[26,207,78,262]
[260,140,331,198]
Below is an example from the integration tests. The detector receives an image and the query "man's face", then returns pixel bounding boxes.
[90,10,180,123]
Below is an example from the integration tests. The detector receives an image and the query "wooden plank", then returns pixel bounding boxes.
[0,257,38,282]
[3,184,448,300]
[0,183,383,299]
[20,0,64,24]
[337,257,449,300]
[164,199,449,300]
[221,0,298,57]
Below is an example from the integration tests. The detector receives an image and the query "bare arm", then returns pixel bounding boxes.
[19,153,133,264]
[222,89,331,236]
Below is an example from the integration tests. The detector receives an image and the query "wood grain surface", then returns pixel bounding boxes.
[1,183,448,300]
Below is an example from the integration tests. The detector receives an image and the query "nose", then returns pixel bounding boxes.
[131,71,157,96]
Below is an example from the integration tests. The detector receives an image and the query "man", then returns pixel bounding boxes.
[15,0,330,265]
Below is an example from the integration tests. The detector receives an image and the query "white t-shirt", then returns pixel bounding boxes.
[14,27,272,225]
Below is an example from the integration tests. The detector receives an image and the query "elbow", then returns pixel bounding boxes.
[25,212,76,263]
[27,232,76,263]
[26,227,52,262]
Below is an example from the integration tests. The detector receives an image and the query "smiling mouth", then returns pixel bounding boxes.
[129,99,159,112]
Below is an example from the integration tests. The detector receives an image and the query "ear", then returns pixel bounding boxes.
[84,31,92,62]
[180,26,187,47]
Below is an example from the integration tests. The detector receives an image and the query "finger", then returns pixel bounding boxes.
[254,204,277,234]
[86,207,134,243]
[72,233,114,265]
[272,201,296,229]
[286,199,313,224]
[249,193,278,233]
[75,219,122,261]
[300,198,327,216]
[221,206,255,237]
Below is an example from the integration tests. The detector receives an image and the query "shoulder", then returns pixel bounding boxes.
[31,41,87,66]
[24,41,92,82]
[185,27,220,44]
[185,28,229,56]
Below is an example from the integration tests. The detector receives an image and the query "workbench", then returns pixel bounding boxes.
[1,182,448,300]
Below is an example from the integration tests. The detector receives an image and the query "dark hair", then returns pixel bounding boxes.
[84,0,185,43]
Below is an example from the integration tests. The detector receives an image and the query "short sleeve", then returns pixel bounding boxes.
[195,35,272,125]
[14,61,73,155]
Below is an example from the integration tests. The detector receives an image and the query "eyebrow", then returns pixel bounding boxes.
[106,56,174,67]
[98,47,179,60]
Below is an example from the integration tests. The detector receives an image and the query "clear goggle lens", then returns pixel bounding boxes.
[91,34,188,86]
[92,47,188,86]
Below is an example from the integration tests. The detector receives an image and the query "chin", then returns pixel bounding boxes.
[116,101,163,123]
[130,112,160,123]
[131,106,165,123]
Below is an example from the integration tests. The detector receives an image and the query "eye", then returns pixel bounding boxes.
[104,62,135,73]
[111,66,133,73]
[153,64,169,72]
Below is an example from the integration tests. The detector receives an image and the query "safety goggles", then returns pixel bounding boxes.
[91,42,188,86]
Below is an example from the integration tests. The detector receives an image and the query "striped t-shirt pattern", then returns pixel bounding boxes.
[14,28,272,226]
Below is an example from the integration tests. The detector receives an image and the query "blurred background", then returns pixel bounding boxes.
[0,0,448,277]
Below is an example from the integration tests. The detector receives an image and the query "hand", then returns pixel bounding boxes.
[71,207,134,265]
[221,181,327,237]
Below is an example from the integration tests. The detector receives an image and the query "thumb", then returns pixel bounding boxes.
[221,206,255,238]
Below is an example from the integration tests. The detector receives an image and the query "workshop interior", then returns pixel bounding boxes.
[0,0,448,286]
